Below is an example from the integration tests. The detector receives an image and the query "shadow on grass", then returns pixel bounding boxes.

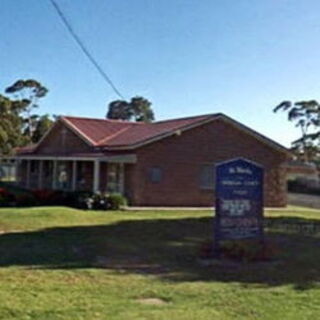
[0,216,319,289]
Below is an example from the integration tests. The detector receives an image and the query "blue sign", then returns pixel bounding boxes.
[214,158,264,243]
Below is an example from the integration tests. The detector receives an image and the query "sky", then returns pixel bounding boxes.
[1,0,320,147]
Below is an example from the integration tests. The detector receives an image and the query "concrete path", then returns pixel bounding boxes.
[126,205,317,212]
[288,193,320,209]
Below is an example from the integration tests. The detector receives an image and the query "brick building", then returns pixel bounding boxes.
[15,113,290,207]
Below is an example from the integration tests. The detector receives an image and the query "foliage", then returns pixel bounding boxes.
[0,79,50,155]
[106,96,155,122]
[5,79,48,139]
[106,100,131,120]
[288,179,320,196]
[15,193,37,207]
[0,188,15,207]
[107,193,127,210]
[0,186,127,210]
[0,95,29,155]
[274,100,320,162]
[78,192,127,210]
[219,239,279,262]
[199,239,279,262]
[27,114,54,143]
[130,96,155,122]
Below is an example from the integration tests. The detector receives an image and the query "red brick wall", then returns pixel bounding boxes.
[35,121,91,155]
[128,119,288,207]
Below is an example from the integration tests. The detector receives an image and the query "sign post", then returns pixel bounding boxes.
[214,158,264,256]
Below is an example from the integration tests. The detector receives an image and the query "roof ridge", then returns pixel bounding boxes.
[97,125,134,145]
[103,114,220,149]
[154,113,218,124]
[61,115,144,125]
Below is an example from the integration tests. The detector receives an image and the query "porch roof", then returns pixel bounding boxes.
[14,153,137,163]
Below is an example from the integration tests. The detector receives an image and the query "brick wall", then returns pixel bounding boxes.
[129,119,288,207]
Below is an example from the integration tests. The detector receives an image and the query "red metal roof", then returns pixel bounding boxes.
[62,116,140,145]
[61,114,215,148]
[14,113,290,156]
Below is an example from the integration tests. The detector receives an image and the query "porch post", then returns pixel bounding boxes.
[72,160,77,191]
[0,158,3,182]
[26,160,31,188]
[119,163,125,194]
[38,160,43,189]
[93,160,100,193]
[52,160,58,189]
[15,159,20,184]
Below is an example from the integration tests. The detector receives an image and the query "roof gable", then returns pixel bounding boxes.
[32,118,93,154]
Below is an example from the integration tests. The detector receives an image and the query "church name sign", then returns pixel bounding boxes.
[214,158,264,245]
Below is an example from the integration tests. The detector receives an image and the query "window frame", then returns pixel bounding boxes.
[149,166,163,184]
[199,163,216,190]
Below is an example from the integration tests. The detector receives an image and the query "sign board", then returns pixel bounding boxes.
[214,158,264,246]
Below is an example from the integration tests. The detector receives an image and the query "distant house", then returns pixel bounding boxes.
[14,113,290,207]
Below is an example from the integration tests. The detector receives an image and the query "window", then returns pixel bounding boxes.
[149,167,162,183]
[199,164,215,189]
[57,162,69,190]
[107,163,122,193]
[30,160,37,174]
[44,161,53,177]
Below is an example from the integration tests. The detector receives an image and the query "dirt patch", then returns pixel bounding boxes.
[94,256,170,274]
[136,298,168,305]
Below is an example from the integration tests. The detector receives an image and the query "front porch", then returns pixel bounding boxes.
[15,155,136,195]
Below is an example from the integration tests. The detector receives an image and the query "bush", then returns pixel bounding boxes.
[15,193,37,207]
[79,192,107,210]
[0,186,127,210]
[32,189,56,205]
[0,188,16,207]
[199,239,279,262]
[74,192,127,210]
[288,180,320,196]
[107,193,127,210]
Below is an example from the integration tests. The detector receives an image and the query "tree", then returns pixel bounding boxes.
[106,100,131,121]
[0,79,50,155]
[274,100,320,162]
[31,114,54,143]
[0,95,28,155]
[106,96,155,123]
[130,96,155,123]
[5,79,48,138]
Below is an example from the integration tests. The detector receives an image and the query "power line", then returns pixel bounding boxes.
[49,0,125,99]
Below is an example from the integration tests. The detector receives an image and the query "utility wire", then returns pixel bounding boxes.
[49,0,125,99]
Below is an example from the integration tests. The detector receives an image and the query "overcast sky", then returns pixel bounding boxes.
[2,0,320,147]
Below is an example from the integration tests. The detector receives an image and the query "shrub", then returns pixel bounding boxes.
[32,189,56,205]
[69,191,93,209]
[0,187,127,210]
[15,193,37,207]
[0,194,7,207]
[74,192,127,210]
[0,188,16,207]
[199,239,279,262]
[82,192,107,210]
[107,193,127,210]
[288,180,320,196]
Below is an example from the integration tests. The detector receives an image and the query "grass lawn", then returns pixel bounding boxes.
[0,206,319,320]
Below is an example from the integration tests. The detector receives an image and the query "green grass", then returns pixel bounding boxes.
[0,206,319,319]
